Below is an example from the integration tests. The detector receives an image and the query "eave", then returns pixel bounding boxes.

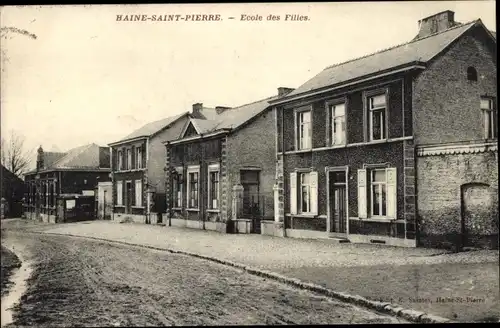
[164,129,231,146]
[269,62,426,106]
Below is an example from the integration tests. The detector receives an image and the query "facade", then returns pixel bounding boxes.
[165,88,293,233]
[108,112,189,224]
[23,144,111,223]
[1,164,25,219]
[270,11,497,249]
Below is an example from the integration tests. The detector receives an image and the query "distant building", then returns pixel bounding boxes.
[1,164,25,218]
[24,143,111,222]
[108,112,190,224]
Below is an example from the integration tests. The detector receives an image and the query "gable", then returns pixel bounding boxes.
[183,122,199,138]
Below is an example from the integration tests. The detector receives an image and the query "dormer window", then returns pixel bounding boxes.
[467,67,478,81]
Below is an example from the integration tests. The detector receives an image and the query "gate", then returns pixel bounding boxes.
[460,183,498,249]
[239,192,272,234]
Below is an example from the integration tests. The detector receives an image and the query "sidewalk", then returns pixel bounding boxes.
[31,221,500,322]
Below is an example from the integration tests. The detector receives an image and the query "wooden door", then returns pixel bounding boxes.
[126,182,132,214]
[329,171,347,234]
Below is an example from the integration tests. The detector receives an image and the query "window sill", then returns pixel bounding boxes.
[172,207,183,211]
[285,213,319,218]
[206,209,220,213]
[350,217,397,223]
[132,206,144,209]
[114,168,146,173]
[186,208,200,212]
[114,205,125,208]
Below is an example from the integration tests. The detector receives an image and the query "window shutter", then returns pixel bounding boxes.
[357,169,367,218]
[386,167,397,219]
[290,172,297,215]
[310,171,318,215]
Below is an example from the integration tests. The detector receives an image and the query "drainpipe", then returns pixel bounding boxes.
[167,141,172,227]
[281,106,287,238]
[201,134,205,230]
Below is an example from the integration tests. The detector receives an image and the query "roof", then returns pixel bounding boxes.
[181,95,279,137]
[26,143,108,174]
[114,111,188,144]
[283,20,488,99]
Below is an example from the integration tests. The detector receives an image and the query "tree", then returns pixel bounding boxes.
[1,130,31,179]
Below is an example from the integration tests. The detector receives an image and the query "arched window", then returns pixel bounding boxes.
[467,67,478,81]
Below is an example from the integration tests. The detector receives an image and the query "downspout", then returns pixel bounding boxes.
[281,106,287,238]
[201,134,205,230]
[146,138,150,224]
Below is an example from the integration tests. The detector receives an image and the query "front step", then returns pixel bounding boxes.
[326,237,350,244]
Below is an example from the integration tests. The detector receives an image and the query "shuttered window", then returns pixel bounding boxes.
[290,171,318,215]
[116,181,123,205]
[357,167,397,219]
[135,180,142,207]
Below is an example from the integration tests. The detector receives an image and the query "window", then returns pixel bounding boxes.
[357,167,397,219]
[297,110,312,150]
[135,180,142,206]
[368,94,387,141]
[481,97,495,139]
[127,149,132,170]
[117,150,123,171]
[116,181,123,205]
[330,102,346,145]
[208,164,220,210]
[371,170,387,216]
[172,167,183,208]
[187,166,199,209]
[290,171,318,215]
[136,147,142,169]
[467,67,478,81]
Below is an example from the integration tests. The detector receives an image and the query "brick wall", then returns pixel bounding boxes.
[148,116,188,193]
[416,150,498,249]
[413,25,497,145]
[226,108,277,221]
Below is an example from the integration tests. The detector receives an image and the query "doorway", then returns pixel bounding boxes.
[328,170,347,236]
[240,170,261,234]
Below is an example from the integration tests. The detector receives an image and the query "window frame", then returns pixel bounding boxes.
[172,167,183,209]
[126,148,132,170]
[326,99,347,146]
[117,150,123,171]
[299,171,312,214]
[370,169,387,217]
[186,165,200,210]
[116,181,123,205]
[207,163,220,210]
[366,90,389,142]
[295,107,312,150]
[135,179,142,207]
[481,96,496,140]
[135,147,142,169]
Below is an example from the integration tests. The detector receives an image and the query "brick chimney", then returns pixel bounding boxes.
[36,146,44,171]
[192,103,203,118]
[415,10,457,40]
[215,106,231,115]
[278,87,295,97]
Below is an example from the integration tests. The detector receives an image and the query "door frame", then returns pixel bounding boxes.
[326,166,349,237]
[125,180,132,214]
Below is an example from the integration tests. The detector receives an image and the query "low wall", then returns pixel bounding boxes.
[285,229,327,240]
[261,221,284,237]
[234,219,252,234]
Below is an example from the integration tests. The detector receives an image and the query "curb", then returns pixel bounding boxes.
[37,230,451,324]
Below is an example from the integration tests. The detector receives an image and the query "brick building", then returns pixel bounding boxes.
[108,112,189,224]
[24,144,111,223]
[165,87,293,233]
[270,11,497,249]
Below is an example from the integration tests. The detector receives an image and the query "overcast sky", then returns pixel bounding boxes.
[0,1,496,166]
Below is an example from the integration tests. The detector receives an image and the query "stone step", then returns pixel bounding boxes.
[326,237,351,244]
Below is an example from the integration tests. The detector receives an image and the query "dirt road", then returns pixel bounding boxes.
[1,231,406,326]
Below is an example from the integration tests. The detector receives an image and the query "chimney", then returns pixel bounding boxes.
[36,146,44,171]
[215,106,231,115]
[278,87,295,97]
[192,103,203,118]
[415,10,457,40]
